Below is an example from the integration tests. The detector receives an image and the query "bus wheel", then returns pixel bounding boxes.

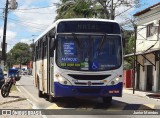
[103,97,112,104]
[49,95,54,102]
[38,90,43,98]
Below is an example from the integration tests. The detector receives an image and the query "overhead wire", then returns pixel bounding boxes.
[1,15,49,26]
[0,17,46,31]
[12,10,56,14]
[0,5,55,10]
[0,15,49,29]
[7,17,49,27]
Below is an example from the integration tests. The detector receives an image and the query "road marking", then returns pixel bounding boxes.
[46,104,62,109]
[106,102,126,111]
[76,103,96,111]
[16,82,39,102]
[139,104,155,110]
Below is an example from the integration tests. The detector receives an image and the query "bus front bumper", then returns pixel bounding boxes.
[53,82,123,97]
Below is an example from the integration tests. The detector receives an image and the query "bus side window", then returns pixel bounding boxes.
[50,38,55,57]
[39,39,43,59]
[42,36,47,58]
[37,41,40,59]
[36,45,38,60]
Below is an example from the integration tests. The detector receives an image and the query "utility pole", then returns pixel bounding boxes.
[133,25,137,94]
[1,0,18,71]
[111,0,114,20]
[1,0,9,71]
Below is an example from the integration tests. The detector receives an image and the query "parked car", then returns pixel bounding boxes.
[0,68,5,88]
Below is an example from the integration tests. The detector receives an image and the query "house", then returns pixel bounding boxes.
[126,2,160,92]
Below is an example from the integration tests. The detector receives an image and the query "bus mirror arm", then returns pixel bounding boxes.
[122,38,125,48]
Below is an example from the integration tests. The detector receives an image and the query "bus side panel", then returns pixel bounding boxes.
[43,58,48,93]
[37,60,43,91]
[50,57,54,95]
[33,61,36,86]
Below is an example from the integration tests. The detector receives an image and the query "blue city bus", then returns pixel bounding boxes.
[33,18,123,103]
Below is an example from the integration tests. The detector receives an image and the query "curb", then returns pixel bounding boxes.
[123,90,146,97]
[123,90,160,101]
[0,98,26,105]
[16,82,45,118]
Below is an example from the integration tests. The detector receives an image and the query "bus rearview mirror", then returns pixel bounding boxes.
[50,38,57,50]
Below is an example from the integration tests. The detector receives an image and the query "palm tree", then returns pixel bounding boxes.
[55,0,96,20]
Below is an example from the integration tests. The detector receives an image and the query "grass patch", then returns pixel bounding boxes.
[11,85,17,91]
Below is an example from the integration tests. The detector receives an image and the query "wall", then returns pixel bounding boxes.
[136,6,160,53]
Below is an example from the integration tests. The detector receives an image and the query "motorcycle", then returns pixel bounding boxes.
[1,68,21,97]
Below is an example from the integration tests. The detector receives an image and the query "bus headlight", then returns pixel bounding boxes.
[56,74,72,86]
[108,77,120,85]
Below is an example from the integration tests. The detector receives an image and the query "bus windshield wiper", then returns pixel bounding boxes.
[97,34,107,52]
[72,33,82,49]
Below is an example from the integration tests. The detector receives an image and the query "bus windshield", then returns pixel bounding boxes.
[56,34,122,71]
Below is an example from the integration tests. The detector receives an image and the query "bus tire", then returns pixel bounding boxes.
[49,95,54,102]
[38,90,43,98]
[103,96,112,104]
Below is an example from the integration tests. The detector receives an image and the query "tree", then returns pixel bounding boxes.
[6,42,32,68]
[96,0,140,19]
[55,0,140,20]
[124,34,135,70]
[122,17,137,70]
[55,0,94,20]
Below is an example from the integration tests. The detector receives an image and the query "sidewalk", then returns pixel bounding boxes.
[123,88,160,100]
[0,88,42,118]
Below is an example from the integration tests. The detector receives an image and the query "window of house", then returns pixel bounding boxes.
[146,23,154,37]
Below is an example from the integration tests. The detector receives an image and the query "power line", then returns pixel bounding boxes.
[115,5,135,17]
[0,17,46,31]
[0,15,49,26]
[0,16,48,28]
[7,17,49,27]
[0,5,55,10]
[12,10,56,14]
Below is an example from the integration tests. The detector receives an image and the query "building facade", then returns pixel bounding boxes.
[126,2,160,92]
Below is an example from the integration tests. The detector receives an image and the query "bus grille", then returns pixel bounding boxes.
[68,74,111,80]
[74,82,104,85]
[78,88,101,94]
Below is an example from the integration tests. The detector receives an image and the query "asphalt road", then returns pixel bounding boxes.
[16,75,160,118]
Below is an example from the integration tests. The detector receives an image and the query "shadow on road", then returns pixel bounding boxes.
[49,97,153,110]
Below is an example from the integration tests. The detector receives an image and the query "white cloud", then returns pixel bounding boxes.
[20,38,32,44]
[115,6,135,23]
[13,0,59,32]
[0,27,17,42]
[0,0,59,52]
[0,27,17,52]
[7,22,16,29]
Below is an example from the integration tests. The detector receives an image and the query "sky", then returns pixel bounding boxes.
[0,0,160,52]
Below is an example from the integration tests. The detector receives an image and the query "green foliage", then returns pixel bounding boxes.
[55,0,141,20]
[55,0,96,20]
[6,42,32,68]
[123,30,135,70]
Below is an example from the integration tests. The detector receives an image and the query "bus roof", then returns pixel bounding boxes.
[34,18,119,43]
